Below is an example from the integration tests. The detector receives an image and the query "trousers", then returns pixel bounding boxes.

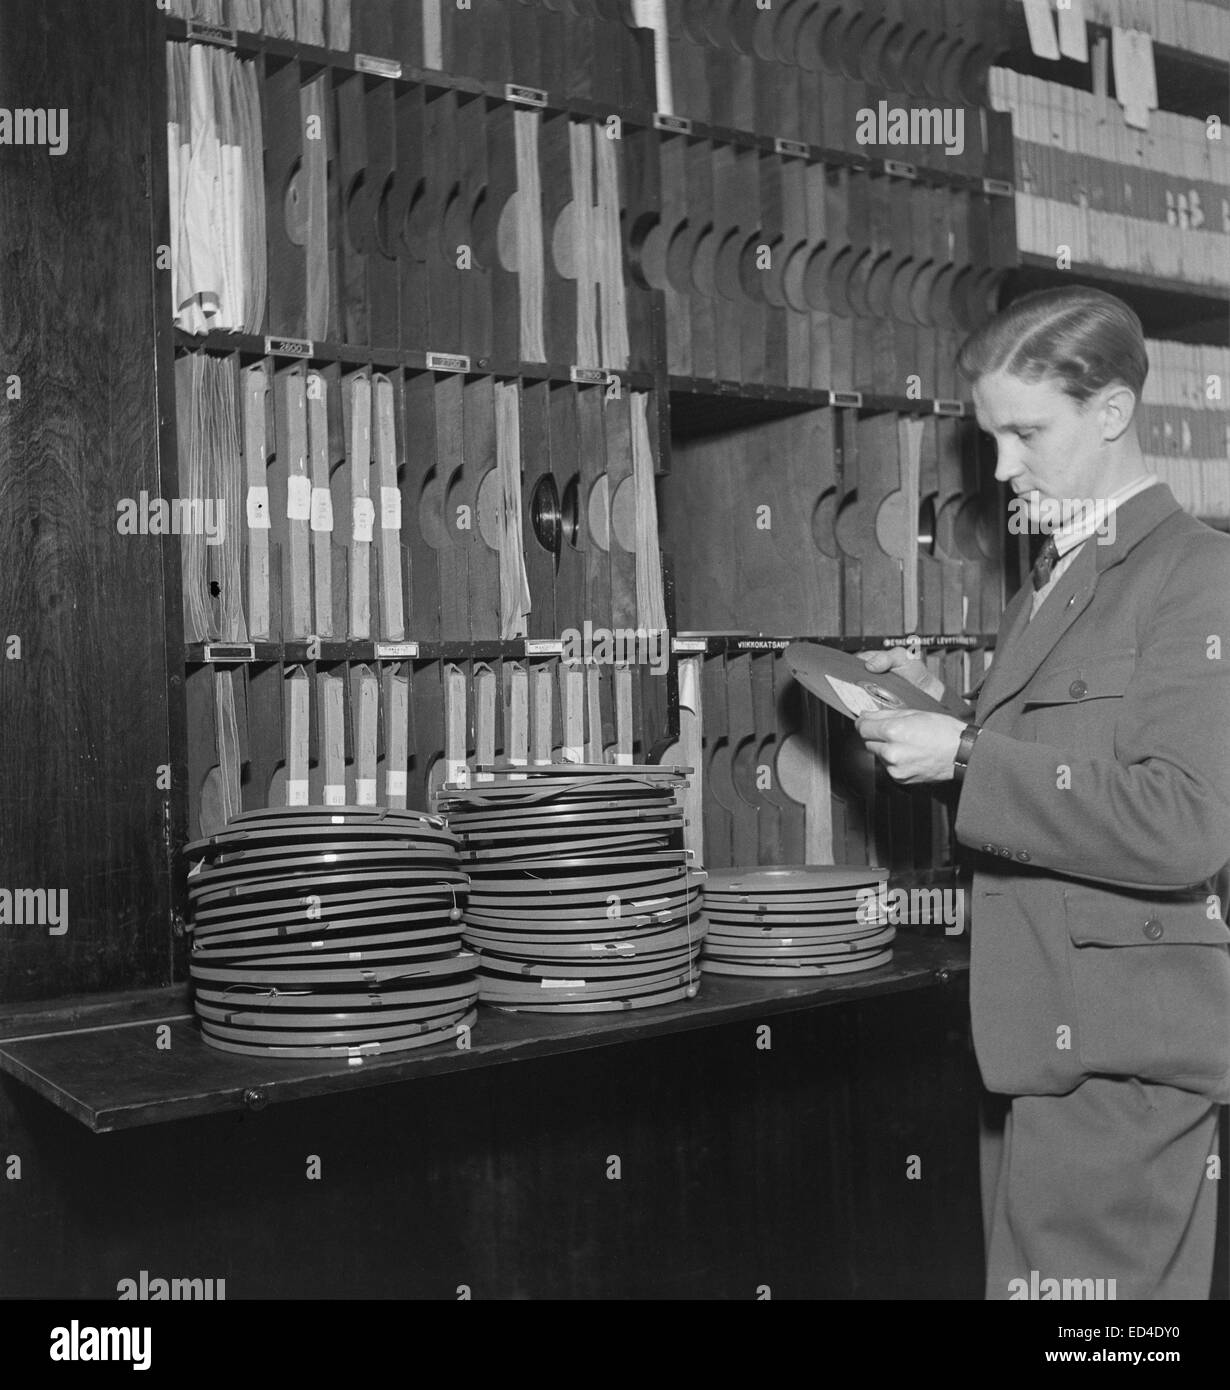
[980,1077,1222,1300]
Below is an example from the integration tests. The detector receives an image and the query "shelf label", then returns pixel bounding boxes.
[245,485,271,530]
[774,137,809,159]
[654,113,692,134]
[264,335,313,358]
[879,633,981,649]
[355,54,403,79]
[735,638,790,650]
[829,390,863,408]
[569,366,608,385]
[982,178,1014,197]
[185,21,237,46]
[426,351,470,373]
[671,637,707,653]
[883,159,917,179]
[310,486,334,532]
[352,496,375,543]
[202,643,256,663]
[932,399,965,417]
[506,83,548,106]
[375,641,420,659]
[286,474,312,521]
[525,639,565,656]
[380,486,402,530]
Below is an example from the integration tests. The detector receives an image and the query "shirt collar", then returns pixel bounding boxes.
[1051,473,1161,557]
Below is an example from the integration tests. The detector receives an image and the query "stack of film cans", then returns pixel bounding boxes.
[185,806,477,1058]
[441,764,707,1013]
[701,866,894,978]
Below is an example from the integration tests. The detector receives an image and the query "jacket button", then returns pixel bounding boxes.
[1000,847,1012,858]
[982,843,995,853]
[1069,679,1088,699]
[1143,919,1164,941]
[1016,850,1031,862]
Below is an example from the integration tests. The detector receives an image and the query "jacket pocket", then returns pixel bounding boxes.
[1023,650,1136,707]
[1063,882,1230,1090]
[1022,651,1136,752]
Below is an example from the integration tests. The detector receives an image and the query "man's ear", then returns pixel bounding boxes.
[1098,384,1137,442]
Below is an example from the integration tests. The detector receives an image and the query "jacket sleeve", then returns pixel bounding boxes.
[940,689,975,720]
[954,531,1230,891]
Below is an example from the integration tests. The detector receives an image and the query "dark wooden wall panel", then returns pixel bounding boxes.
[0,0,170,1001]
[0,991,985,1299]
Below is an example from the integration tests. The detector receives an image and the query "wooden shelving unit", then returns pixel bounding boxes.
[25,0,1230,1302]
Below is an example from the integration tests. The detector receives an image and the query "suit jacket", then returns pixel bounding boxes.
[951,484,1230,1100]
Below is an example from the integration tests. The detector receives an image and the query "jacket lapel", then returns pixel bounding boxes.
[975,484,1183,723]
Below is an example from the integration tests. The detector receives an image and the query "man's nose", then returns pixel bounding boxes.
[994,447,1022,485]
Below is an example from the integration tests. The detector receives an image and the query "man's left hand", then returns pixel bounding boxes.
[853,710,968,784]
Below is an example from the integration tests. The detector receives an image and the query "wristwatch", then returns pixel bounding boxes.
[953,723,981,785]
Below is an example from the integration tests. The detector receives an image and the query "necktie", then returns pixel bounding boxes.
[1031,535,1061,591]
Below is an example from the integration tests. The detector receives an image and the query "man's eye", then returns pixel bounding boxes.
[1016,430,1035,441]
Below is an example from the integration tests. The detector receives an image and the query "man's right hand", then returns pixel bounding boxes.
[855,647,947,704]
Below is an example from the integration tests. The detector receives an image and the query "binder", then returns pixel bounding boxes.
[349,663,379,805]
[340,370,373,640]
[316,666,347,805]
[604,389,638,632]
[372,373,406,641]
[460,374,502,640]
[493,381,533,640]
[574,382,613,631]
[241,361,273,640]
[305,371,334,638]
[502,660,530,772]
[472,662,499,781]
[281,664,311,806]
[272,364,312,640]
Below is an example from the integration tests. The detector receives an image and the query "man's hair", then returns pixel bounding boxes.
[956,286,1149,405]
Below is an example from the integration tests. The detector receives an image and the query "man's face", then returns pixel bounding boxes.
[972,370,1110,523]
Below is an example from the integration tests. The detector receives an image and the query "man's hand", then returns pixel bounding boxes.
[854,710,967,784]
[855,646,947,704]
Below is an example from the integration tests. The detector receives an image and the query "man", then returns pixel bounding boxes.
[853,286,1230,1299]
